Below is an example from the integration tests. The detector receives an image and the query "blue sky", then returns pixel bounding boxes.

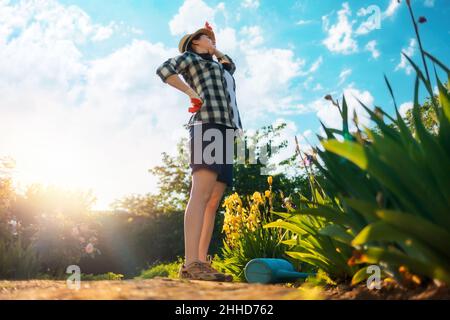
[56,0,449,134]
[1,0,449,209]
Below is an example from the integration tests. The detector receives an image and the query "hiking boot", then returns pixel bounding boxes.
[178,260,229,281]
[203,255,233,282]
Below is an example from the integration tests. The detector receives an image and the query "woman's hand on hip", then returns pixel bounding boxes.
[184,88,203,113]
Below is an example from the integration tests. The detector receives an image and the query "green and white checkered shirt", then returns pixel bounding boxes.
[156,51,243,131]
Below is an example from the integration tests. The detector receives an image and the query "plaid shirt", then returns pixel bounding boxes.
[156,51,243,131]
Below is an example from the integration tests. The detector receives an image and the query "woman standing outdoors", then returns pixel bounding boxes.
[156,22,243,281]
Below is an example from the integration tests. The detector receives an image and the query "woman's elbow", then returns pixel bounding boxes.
[156,65,177,83]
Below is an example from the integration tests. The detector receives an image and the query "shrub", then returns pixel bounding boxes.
[264,175,359,281]
[0,236,40,279]
[81,272,124,281]
[267,1,450,286]
[214,182,295,282]
[136,257,183,279]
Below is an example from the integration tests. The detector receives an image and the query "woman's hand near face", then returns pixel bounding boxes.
[213,48,227,61]
[206,42,216,55]
[203,34,216,55]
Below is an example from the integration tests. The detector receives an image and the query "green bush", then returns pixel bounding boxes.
[0,237,40,279]
[81,272,124,281]
[136,257,183,279]
[320,52,450,284]
[264,176,359,281]
[0,172,41,279]
[213,191,293,282]
[268,1,450,286]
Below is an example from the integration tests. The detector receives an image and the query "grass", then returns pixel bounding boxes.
[136,257,183,280]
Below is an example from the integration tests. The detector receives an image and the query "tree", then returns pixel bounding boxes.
[403,94,440,134]
[144,122,310,213]
[147,138,192,213]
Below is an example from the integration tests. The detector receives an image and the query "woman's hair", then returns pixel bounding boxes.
[187,33,206,53]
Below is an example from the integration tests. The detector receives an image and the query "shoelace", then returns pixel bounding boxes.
[204,256,224,274]
[185,261,212,272]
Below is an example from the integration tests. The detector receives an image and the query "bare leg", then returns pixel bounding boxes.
[184,168,218,266]
[198,180,227,262]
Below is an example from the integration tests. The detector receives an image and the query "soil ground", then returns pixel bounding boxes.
[0,277,448,300]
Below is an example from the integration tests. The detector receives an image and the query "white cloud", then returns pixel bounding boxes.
[215,26,238,53]
[1,0,320,209]
[355,20,377,36]
[241,0,260,9]
[381,1,433,20]
[355,5,381,35]
[339,68,352,79]
[395,38,416,75]
[239,47,307,117]
[0,0,116,46]
[424,0,435,7]
[383,0,437,19]
[295,19,313,26]
[338,68,352,86]
[239,25,264,49]
[309,56,323,73]
[313,83,323,92]
[311,85,374,130]
[303,129,313,139]
[299,56,323,77]
[168,0,217,36]
[91,22,116,42]
[365,40,380,59]
[399,101,413,117]
[322,2,358,54]
[0,0,205,210]
[383,0,401,19]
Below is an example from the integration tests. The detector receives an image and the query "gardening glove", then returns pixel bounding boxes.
[184,87,203,113]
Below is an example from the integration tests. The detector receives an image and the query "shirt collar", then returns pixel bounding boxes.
[189,50,214,61]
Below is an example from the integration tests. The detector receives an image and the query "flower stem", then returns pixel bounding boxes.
[406,1,431,84]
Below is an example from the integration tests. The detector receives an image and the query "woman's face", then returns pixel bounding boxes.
[191,34,215,53]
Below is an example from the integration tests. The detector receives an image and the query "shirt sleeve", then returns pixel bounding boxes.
[156,51,192,83]
[218,54,236,76]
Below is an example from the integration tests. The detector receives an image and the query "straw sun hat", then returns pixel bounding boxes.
[178,21,216,53]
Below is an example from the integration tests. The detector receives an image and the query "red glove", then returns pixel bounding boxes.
[188,97,203,113]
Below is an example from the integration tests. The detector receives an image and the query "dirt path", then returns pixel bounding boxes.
[0,277,312,300]
[1,278,448,300]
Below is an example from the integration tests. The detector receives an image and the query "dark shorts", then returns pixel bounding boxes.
[189,122,237,188]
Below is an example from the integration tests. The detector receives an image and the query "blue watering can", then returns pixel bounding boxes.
[244,258,313,284]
